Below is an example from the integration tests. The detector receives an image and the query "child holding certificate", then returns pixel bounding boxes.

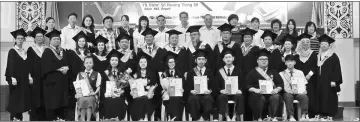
[214,48,245,121]
[102,50,127,120]
[130,52,158,121]
[245,49,284,121]
[279,55,308,121]
[160,51,185,121]
[185,49,214,121]
[74,56,101,121]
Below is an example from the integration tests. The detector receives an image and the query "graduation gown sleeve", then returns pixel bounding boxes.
[268,49,282,72]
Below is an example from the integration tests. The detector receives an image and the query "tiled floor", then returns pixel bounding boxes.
[1,108,359,121]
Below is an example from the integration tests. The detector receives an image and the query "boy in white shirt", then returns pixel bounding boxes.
[279,55,309,121]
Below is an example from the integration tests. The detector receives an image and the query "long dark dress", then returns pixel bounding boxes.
[185,68,215,120]
[241,45,260,120]
[188,41,214,71]
[316,53,342,117]
[41,47,69,119]
[214,66,245,116]
[131,69,157,121]
[137,45,167,120]
[214,41,243,71]
[5,48,31,116]
[27,46,46,120]
[295,51,318,118]
[161,69,185,121]
[267,48,282,72]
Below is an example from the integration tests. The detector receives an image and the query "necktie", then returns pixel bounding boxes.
[148,47,152,54]
[227,68,231,76]
[172,46,176,51]
[113,70,116,77]
[86,72,90,78]
[170,71,174,77]
[199,69,203,76]
[289,71,294,77]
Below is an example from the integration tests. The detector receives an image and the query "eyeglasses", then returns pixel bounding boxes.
[258,58,268,61]
[16,37,25,40]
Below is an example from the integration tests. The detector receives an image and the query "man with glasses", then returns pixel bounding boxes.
[245,49,283,121]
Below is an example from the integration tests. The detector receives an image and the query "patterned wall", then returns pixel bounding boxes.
[324,2,353,38]
[15,2,45,32]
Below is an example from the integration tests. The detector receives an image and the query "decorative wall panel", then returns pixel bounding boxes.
[16,2,45,32]
[324,2,353,38]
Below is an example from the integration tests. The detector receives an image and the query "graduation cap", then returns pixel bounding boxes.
[284,55,297,61]
[45,29,61,39]
[141,28,158,36]
[72,31,90,43]
[116,33,132,42]
[10,28,27,38]
[137,51,152,62]
[260,30,277,40]
[162,51,178,64]
[297,33,312,40]
[106,49,124,62]
[93,35,109,46]
[279,33,297,45]
[193,49,208,59]
[318,34,335,44]
[166,29,182,36]
[256,49,271,59]
[217,23,234,32]
[29,26,46,38]
[186,25,203,33]
[220,48,236,58]
[241,27,257,36]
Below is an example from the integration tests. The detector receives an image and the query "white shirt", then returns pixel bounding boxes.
[154,27,170,48]
[133,28,145,49]
[224,65,235,75]
[199,26,221,49]
[283,50,293,57]
[174,24,191,48]
[169,69,176,76]
[241,42,256,52]
[197,66,206,76]
[35,44,45,54]
[279,68,307,93]
[252,29,265,48]
[76,69,102,88]
[60,24,81,50]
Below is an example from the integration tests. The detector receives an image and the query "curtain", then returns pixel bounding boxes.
[311,2,324,28]
[45,2,60,30]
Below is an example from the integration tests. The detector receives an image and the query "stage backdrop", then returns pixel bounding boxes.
[82,2,314,28]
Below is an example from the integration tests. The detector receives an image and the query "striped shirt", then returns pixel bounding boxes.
[96,28,118,51]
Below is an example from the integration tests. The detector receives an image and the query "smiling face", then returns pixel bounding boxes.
[84,57,94,70]
[77,37,86,48]
[119,39,129,49]
[68,15,77,26]
[320,41,330,52]
[84,17,92,27]
[156,16,166,27]
[35,33,45,44]
[195,57,207,67]
[47,19,55,29]
[104,19,113,29]
[97,42,105,52]
[223,54,234,65]
[204,15,213,26]
[221,31,231,41]
[243,35,253,45]
[263,36,273,47]
[257,56,269,67]
[141,20,148,28]
[50,36,61,47]
[110,57,119,67]
[167,58,176,69]
[121,16,129,27]
[190,32,200,42]
[284,41,293,51]
[145,35,154,44]
[169,34,179,46]
[272,22,280,31]
[285,60,296,69]
[139,58,148,69]
[15,35,25,45]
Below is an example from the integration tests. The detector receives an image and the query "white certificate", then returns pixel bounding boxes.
[259,80,274,94]
[105,81,115,96]
[73,79,91,97]
[169,78,183,97]
[130,79,147,97]
[194,76,208,94]
[225,76,238,94]
[291,77,306,94]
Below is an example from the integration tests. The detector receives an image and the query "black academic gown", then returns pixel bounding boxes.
[164,45,192,75]
[101,70,127,120]
[130,69,157,121]
[214,41,243,71]
[5,48,31,114]
[316,53,342,117]
[41,48,69,110]
[294,51,318,117]
[161,69,185,121]
[27,46,46,120]
[185,68,215,120]
[267,48,282,72]
[188,41,214,70]
[92,53,109,73]
[214,66,245,115]
[117,27,135,50]
[87,32,96,53]
[245,68,284,119]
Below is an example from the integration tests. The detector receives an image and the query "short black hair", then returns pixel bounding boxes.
[68,13,78,19]
[284,55,296,61]
[121,15,129,21]
[179,11,188,18]
[251,17,260,23]
[271,19,282,29]
[304,21,317,34]
[103,16,114,23]
[227,14,239,23]
[157,15,165,20]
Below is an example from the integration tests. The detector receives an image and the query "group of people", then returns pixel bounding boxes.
[5,11,343,121]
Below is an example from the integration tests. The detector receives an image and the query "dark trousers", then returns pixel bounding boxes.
[283,93,309,116]
[249,92,281,120]
[163,97,184,121]
[10,113,23,121]
[45,107,66,121]
[29,106,46,121]
[217,94,245,116]
[187,94,214,120]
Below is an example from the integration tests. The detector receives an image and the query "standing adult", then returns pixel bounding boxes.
[174,11,191,47]
[154,15,170,48]
[228,14,243,45]
[44,17,57,46]
[199,14,221,49]
[61,13,81,50]
[250,17,265,48]
[133,16,150,52]
[96,16,118,51]
[304,21,321,53]
[117,15,135,50]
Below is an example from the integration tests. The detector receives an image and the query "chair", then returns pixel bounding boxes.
[228,100,243,121]
[282,100,301,120]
